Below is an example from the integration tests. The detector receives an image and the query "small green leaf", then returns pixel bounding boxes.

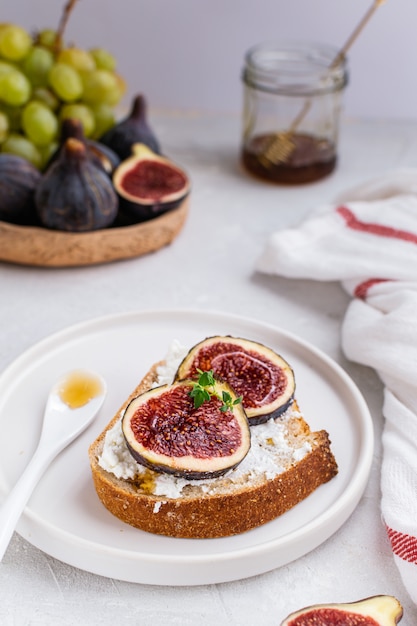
[196,369,215,387]
[189,385,210,408]
[188,369,243,411]
[222,390,232,403]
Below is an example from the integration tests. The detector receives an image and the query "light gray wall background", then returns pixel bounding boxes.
[2,0,416,120]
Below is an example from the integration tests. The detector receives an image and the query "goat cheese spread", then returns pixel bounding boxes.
[98,340,312,499]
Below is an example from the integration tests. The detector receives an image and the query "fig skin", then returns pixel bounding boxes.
[47,118,120,175]
[0,154,41,225]
[280,595,403,626]
[175,336,296,425]
[122,378,251,480]
[100,94,161,160]
[35,138,118,232]
[113,143,190,222]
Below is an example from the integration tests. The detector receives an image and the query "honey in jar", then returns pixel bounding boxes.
[241,41,348,185]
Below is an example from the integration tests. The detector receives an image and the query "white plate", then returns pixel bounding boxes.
[0,309,373,586]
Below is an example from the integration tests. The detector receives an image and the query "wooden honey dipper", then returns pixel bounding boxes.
[258,0,387,168]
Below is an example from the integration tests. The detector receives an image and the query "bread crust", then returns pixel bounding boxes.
[88,362,338,538]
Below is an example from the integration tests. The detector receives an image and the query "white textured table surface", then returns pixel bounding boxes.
[1,113,417,625]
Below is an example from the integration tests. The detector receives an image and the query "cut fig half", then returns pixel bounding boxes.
[113,143,190,222]
[122,378,250,479]
[175,336,295,425]
[280,595,403,626]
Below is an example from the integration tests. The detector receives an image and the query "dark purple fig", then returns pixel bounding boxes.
[87,139,120,175]
[175,336,295,425]
[122,378,250,479]
[113,143,190,222]
[35,138,118,232]
[48,118,120,175]
[0,154,41,225]
[280,596,403,626]
[99,94,161,160]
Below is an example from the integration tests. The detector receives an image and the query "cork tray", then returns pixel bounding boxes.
[0,198,189,268]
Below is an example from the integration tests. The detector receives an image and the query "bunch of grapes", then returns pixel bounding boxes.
[0,18,126,170]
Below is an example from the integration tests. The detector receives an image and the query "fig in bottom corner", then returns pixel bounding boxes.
[280,595,403,626]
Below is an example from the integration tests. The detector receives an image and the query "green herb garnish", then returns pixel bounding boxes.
[189,369,243,412]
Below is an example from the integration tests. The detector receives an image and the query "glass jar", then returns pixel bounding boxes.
[241,41,348,184]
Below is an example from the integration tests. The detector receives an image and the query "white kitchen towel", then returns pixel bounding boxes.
[256,168,417,604]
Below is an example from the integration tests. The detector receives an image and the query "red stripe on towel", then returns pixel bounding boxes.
[386,526,417,564]
[337,206,417,244]
[354,278,390,299]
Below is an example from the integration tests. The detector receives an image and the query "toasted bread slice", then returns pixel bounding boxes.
[88,361,338,539]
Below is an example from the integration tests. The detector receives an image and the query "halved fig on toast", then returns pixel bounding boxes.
[122,378,250,479]
[280,595,403,626]
[175,336,295,425]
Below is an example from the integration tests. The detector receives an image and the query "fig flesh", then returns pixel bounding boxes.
[280,596,403,626]
[0,153,41,224]
[122,378,250,479]
[100,93,161,160]
[35,138,118,232]
[113,143,190,222]
[175,336,295,425]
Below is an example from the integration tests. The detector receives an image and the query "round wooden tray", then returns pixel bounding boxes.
[0,198,189,268]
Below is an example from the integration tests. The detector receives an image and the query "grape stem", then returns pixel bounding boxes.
[54,0,80,54]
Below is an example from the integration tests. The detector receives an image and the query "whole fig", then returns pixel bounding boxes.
[47,118,120,175]
[35,138,118,232]
[100,94,161,160]
[0,154,41,225]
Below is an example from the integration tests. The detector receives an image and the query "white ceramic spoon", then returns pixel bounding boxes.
[0,369,107,561]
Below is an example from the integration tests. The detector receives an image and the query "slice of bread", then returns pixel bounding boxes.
[89,361,338,539]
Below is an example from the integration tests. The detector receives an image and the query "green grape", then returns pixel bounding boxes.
[0,103,22,130]
[0,24,32,61]
[90,102,115,138]
[0,111,9,142]
[36,29,58,50]
[0,69,31,106]
[59,103,95,137]
[109,73,126,105]
[22,46,54,87]
[22,101,58,146]
[1,133,42,168]
[0,60,16,76]
[32,86,59,110]
[89,48,116,72]
[39,140,58,169]
[57,47,96,73]
[48,62,83,102]
[81,69,120,105]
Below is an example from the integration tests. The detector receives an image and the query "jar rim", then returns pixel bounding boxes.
[243,40,348,95]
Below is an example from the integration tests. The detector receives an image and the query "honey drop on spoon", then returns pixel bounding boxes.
[58,370,104,409]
